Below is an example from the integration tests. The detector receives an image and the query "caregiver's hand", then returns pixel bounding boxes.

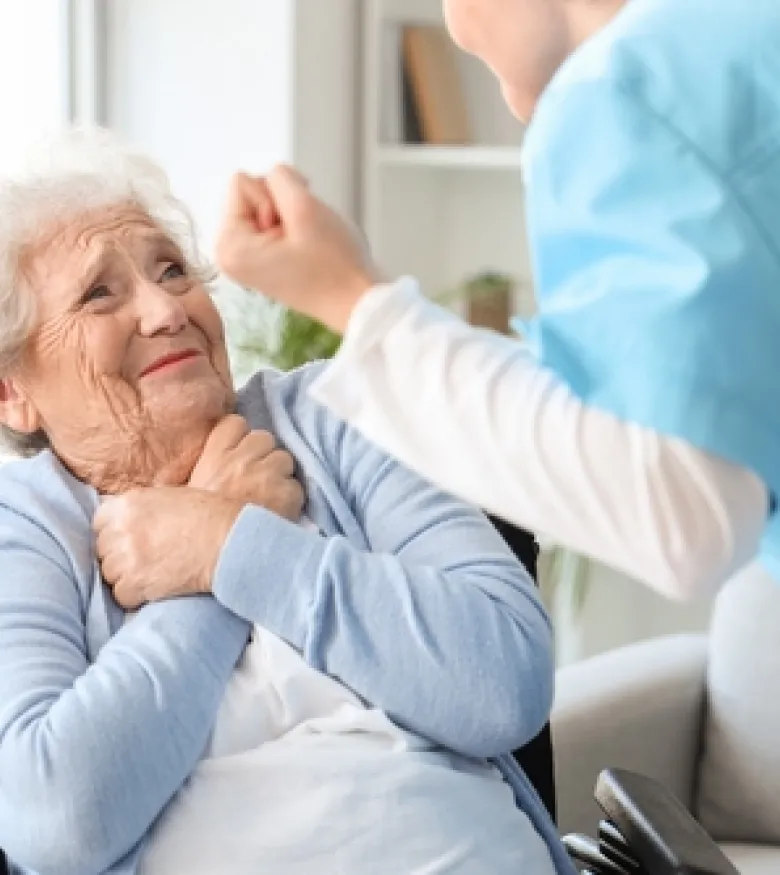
[189,414,304,521]
[215,167,382,332]
[94,488,242,609]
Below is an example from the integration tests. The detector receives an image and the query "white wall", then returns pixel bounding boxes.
[104,0,358,252]
[291,0,360,218]
[0,2,66,169]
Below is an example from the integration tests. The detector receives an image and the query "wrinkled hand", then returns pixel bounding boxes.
[189,414,304,521]
[94,488,241,609]
[215,167,382,333]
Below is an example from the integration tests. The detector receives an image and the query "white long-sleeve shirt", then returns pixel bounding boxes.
[141,617,555,875]
[310,279,768,601]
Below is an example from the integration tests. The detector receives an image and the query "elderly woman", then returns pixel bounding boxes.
[0,129,573,875]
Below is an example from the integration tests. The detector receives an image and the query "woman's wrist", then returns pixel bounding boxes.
[201,495,245,594]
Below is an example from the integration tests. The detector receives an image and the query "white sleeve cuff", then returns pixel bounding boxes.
[310,276,452,419]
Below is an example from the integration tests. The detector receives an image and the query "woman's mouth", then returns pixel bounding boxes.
[139,349,203,378]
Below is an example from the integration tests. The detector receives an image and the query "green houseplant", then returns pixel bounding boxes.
[268,309,342,371]
[215,283,341,383]
[219,271,514,378]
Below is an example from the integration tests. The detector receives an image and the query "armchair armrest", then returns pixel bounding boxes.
[552,634,708,836]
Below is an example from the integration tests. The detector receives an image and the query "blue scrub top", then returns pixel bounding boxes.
[515,0,780,575]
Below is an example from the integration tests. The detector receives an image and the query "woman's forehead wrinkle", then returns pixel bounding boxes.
[72,209,157,254]
[47,215,173,299]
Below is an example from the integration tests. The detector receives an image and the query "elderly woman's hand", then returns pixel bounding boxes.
[94,417,305,609]
[189,414,304,521]
[215,168,383,333]
[94,488,242,609]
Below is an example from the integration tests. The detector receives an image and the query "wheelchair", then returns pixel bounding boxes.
[0,522,738,875]
[483,521,740,875]
[561,767,738,875]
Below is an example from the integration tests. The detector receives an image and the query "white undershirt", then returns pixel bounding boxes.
[139,520,556,875]
[310,278,768,601]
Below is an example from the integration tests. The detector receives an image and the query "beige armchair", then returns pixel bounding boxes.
[552,563,780,875]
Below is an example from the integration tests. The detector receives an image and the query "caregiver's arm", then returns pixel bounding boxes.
[216,70,773,602]
[310,281,767,601]
[0,506,249,875]
[213,391,553,758]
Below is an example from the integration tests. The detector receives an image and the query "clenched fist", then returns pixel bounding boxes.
[215,167,382,333]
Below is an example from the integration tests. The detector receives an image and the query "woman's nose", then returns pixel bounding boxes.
[135,280,188,336]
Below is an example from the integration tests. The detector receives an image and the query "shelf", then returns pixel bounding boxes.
[364,0,533,298]
[376,144,524,170]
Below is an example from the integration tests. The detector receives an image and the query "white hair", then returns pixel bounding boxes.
[0,125,214,455]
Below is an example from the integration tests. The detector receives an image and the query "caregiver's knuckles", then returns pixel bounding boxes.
[215,170,381,330]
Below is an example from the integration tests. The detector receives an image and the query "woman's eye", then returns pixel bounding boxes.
[160,262,187,282]
[81,284,112,305]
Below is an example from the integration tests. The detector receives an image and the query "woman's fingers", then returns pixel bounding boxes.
[238,429,279,460]
[264,447,296,478]
[203,415,252,455]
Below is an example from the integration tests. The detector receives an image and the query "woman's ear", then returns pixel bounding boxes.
[0,378,41,434]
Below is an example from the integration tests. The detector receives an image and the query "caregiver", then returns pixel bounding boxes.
[216,0,780,601]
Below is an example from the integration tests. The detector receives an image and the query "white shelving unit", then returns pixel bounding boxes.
[361,0,535,318]
[376,144,524,170]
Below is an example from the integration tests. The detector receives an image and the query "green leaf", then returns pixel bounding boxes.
[273,309,342,371]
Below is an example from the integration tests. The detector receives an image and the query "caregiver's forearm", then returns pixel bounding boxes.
[311,279,767,600]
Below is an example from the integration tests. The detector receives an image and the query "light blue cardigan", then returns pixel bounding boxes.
[0,364,576,875]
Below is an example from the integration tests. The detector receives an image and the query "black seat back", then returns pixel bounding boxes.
[488,515,556,823]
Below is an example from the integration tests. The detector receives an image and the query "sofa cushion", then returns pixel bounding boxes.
[697,564,780,842]
[720,843,780,875]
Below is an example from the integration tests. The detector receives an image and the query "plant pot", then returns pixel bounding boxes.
[465,275,514,334]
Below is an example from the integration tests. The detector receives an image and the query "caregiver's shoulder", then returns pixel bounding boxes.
[547,0,780,151]
[0,450,95,545]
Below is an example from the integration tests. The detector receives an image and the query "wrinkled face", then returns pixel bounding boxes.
[442,0,571,120]
[4,203,234,489]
